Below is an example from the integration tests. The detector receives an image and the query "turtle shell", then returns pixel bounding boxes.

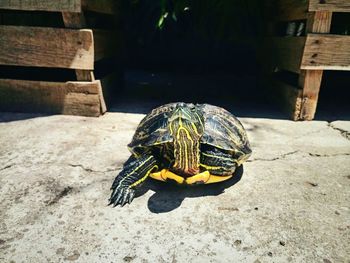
[199,104,251,156]
[128,103,251,159]
[128,103,177,154]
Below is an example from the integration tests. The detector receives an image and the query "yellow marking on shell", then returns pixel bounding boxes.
[129,165,158,188]
[220,120,239,145]
[202,152,233,162]
[194,112,204,127]
[191,122,200,136]
[218,115,247,147]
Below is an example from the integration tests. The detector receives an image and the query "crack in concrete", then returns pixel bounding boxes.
[248,150,350,162]
[0,164,14,171]
[308,153,350,157]
[328,122,350,140]
[0,162,121,173]
[247,151,299,162]
[68,164,121,173]
[46,186,73,206]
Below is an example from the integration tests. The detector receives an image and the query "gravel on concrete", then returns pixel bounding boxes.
[0,112,349,263]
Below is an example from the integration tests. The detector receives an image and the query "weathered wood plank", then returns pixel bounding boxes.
[75,70,95,81]
[0,0,81,12]
[298,11,333,121]
[82,0,117,14]
[309,0,350,12]
[306,11,332,33]
[301,34,350,70]
[96,80,107,114]
[0,79,102,116]
[0,26,94,70]
[269,37,306,73]
[298,70,323,120]
[62,12,96,82]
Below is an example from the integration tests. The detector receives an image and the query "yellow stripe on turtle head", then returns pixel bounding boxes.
[169,105,204,176]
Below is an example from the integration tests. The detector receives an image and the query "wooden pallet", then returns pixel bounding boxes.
[263,0,350,120]
[0,0,120,117]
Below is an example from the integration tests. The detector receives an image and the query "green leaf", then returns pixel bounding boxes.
[158,12,168,29]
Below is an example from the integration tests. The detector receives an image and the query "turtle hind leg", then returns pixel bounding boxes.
[200,148,237,176]
[109,154,158,207]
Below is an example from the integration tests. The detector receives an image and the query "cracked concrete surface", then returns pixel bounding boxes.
[0,112,349,263]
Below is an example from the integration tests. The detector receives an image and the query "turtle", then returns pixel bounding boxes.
[109,102,252,206]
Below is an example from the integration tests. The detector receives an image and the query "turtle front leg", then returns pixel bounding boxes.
[109,154,158,207]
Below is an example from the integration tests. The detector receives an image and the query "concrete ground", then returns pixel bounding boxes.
[0,111,349,263]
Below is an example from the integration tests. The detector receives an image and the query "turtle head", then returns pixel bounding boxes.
[168,103,204,176]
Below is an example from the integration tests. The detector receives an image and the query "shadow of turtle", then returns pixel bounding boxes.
[138,165,244,213]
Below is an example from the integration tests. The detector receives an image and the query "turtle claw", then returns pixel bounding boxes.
[128,191,135,204]
[109,186,135,207]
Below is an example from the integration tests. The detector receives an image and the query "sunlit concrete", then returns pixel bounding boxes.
[0,111,349,262]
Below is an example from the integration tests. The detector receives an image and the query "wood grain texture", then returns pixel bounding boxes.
[301,34,350,70]
[306,11,332,33]
[0,79,102,116]
[309,0,350,12]
[0,0,81,12]
[269,37,306,73]
[82,0,117,14]
[0,26,94,70]
[96,80,107,114]
[75,70,95,81]
[297,11,333,121]
[298,70,323,120]
[62,12,96,81]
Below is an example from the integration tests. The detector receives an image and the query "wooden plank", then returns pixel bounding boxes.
[0,79,102,117]
[274,0,309,21]
[309,0,350,12]
[82,0,117,14]
[269,37,306,73]
[297,11,333,121]
[301,34,350,70]
[306,11,332,33]
[62,12,96,82]
[75,70,95,81]
[0,25,94,70]
[0,0,81,13]
[298,70,323,120]
[96,80,107,114]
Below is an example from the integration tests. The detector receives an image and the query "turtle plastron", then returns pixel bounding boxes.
[150,169,233,185]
